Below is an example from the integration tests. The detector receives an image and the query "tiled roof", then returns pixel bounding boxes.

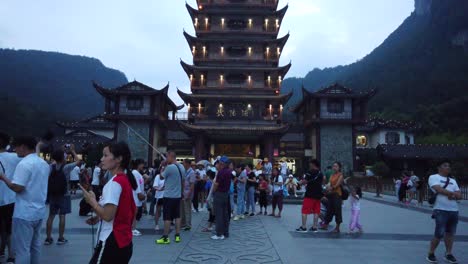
[378,144,468,160]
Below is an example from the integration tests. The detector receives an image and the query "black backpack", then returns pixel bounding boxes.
[48,164,67,196]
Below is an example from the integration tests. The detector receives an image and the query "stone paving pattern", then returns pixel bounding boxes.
[19,194,468,264]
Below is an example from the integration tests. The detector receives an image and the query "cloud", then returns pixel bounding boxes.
[287,0,321,17]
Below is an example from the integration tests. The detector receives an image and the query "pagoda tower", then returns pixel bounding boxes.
[178,0,292,162]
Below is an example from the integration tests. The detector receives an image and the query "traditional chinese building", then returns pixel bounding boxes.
[292,83,376,173]
[91,81,182,162]
[177,0,292,162]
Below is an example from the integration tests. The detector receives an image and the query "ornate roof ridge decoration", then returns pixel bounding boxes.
[186,2,288,18]
[183,31,290,46]
[358,117,419,131]
[180,60,292,75]
[93,80,181,111]
[93,80,169,96]
[290,83,377,113]
[177,89,292,104]
[195,0,280,11]
[56,115,115,129]
[178,121,290,134]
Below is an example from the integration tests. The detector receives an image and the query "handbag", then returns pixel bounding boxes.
[428,177,450,205]
[341,184,350,200]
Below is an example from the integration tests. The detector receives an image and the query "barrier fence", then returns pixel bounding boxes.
[346,177,468,201]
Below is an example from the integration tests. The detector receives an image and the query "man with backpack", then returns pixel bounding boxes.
[44,145,81,246]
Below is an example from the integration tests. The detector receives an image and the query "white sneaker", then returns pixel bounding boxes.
[240,214,245,219]
[154,225,160,231]
[132,229,142,236]
[233,216,240,221]
[211,235,224,240]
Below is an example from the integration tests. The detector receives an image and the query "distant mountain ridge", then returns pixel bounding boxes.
[0,49,128,135]
[282,0,468,136]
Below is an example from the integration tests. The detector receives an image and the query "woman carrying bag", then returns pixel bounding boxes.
[79,142,138,264]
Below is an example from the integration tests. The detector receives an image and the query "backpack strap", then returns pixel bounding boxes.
[175,163,184,198]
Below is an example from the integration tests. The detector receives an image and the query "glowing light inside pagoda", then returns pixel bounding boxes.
[277,47,281,56]
[202,46,207,56]
[194,18,199,27]
[188,103,191,109]
[220,46,224,55]
[248,47,252,56]
[265,18,269,28]
[276,19,279,29]
[221,18,225,28]
[220,74,224,83]
[192,46,196,55]
[267,75,271,86]
[200,74,204,85]
[248,75,252,85]
[219,103,223,108]
[248,18,253,28]
[189,74,194,82]
[266,47,270,57]
[198,5,203,10]
[205,18,209,29]
[198,103,202,113]
[248,104,252,108]
[280,104,283,111]
[278,76,282,85]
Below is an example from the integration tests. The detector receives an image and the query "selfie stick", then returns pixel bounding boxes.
[91,210,95,254]
[120,121,167,160]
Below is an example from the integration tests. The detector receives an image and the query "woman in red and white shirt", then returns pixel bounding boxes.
[80,142,137,264]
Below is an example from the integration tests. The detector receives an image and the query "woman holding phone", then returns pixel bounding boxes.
[79,142,137,264]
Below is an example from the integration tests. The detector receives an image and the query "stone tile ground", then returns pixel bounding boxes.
[16,196,468,264]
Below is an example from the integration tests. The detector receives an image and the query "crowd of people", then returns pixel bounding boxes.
[0,131,462,263]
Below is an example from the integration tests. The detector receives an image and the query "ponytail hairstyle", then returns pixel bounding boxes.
[106,141,137,190]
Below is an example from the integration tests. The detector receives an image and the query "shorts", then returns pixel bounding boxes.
[70,180,79,189]
[433,209,458,239]
[302,197,321,215]
[156,198,164,206]
[163,197,181,221]
[49,195,72,215]
[0,203,14,235]
[136,206,143,221]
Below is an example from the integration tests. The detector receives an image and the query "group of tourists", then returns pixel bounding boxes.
[0,130,463,264]
[394,170,426,206]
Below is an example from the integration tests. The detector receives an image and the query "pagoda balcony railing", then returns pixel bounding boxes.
[194,54,280,62]
[195,24,278,34]
[192,81,277,90]
[197,0,278,7]
[319,112,353,120]
[175,112,189,121]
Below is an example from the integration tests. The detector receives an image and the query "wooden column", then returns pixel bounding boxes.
[194,134,206,161]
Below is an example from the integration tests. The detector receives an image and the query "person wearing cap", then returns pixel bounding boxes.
[211,156,232,240]
[285,174,299,197]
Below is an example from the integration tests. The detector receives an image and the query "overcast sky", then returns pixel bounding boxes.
[0,0,414,104]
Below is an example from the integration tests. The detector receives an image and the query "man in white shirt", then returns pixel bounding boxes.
[0,136,50,264]
[131,159,146,236]
[69,165,80,195]
[426,160,461,264]
[0,132,22,263]
[91,162,102,197]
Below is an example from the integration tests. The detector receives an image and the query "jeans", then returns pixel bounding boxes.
[229,193,235,213]
[433,209,458,239]
[236,187,246,215]
[12,218,43,264]
[214,192,230,237]
[246,186,256,214]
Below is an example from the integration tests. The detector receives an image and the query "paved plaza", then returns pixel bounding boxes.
[25,195,468,264]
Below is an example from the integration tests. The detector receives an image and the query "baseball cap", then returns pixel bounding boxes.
[219,155,230,164]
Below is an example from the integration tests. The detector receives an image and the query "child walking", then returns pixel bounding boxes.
[349,186,363,233]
